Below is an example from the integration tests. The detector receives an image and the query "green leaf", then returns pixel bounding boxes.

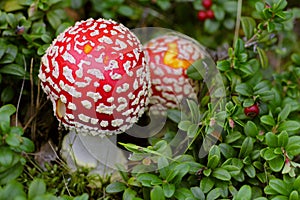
[244,165,256,178]
[158,157,169,179]
[241,17,256,39]
[167,109,181,123]
[217,60,231,71]
[118,5,134,17]
[262,148,277,160]
[0,64,26,77]
[213,6,225,21]
[257,47,269,68]
[106,182,126,193]
[239,137,254,158]
[187,58,213,80]
[204,20,220,34]
[265,132,278,147]
[1,86,14,103]
[150,186,165,200]
[190,187,205,200]
[225,131,242,143]
[46,10,61,29]
[5,133,21,147]
[278,121,300,132]
[286,136,300,156]
[162,183,175,198]
[0,180,26,199]
[28,179,46,199]
[289,190,299,200]
[278,104,291,122]
[244,121,258,137]
[174,188,194,199]
[137,174,163,187]
[0,162,24,185]
[123,188,137,200]
[277,131,288,147]
[268,178,290,196]
[219,143,236,159]
[200,177,215,193]
[269,155,285,172]
[207,145,220,169]
[187,123,199,138]
[235,83,252,96]
[260,115,276,126]
[187,99,200,124]
[206,188,221,200]
[235,185,252,200]
[178,120,192,131]
[212,168,231,181]
[0,44,18,64]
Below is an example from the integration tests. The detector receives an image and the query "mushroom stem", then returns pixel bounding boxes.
[61,131,127,177]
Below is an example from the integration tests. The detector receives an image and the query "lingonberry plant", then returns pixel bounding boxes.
[0,0,299,199]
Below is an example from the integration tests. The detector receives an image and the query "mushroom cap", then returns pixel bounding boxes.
[144,34,206,111]
[39,18,151,136]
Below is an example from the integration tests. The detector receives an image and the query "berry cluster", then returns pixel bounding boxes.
[197,0,214,21]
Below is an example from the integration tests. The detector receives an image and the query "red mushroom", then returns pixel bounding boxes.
[39,18,150,135]
[39,18,151,174]
[144,33,207,113]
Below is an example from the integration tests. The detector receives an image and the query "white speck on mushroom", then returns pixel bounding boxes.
[95,52,105,63]
[62,51,76,64]
[133,79,138,90]
[81,100,92,109]
[77,60,91,78]
[112,39,127,51]
[66,113,75,119]
[126,39,133,47]
[87,91,102,102]
[87,68,104,79]
[99,23,107,29]
[67,102,77,110]
[105,60,119,71]
[98,35,113,44]
[75,77,92,88]
[60,94,67,103]
[63,66,75,83]
[107,97,114,103]
[122,108,134,116]
[59,80,82,98]
[94,82,100,87]
[116,83,129,93]
[110,30,117,35]
[52,60,59,78]
[100,120,109,127]
[90,118,99,125]
[127,92,135,100]
[103,84,112,92]
[111,119,124,127]
[110,72,122,80]
[96,103,116,115]
[41,57,49,72]
[78,113,90,123]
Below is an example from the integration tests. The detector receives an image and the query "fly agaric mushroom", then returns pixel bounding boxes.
[144,33,207,113]
[38,18,151,175]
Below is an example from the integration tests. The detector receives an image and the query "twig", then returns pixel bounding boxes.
[16,56,27,127]
[23,100,48,131]
[233,0,243,46]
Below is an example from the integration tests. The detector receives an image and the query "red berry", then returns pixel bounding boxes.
[244,104,260,117]
[202,0,213,10]
[197,10,207,21]
[206,10,214,19]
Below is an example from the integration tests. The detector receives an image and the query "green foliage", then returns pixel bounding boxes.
[0,0,299,199]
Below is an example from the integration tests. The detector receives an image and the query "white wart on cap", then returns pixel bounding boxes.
[39,18,151,136]
[144,34,206,112]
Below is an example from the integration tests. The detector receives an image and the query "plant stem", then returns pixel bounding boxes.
[234,0,243,45]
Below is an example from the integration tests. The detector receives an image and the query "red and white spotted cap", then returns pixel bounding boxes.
[39,18,151,136]
[144,34,206,112]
